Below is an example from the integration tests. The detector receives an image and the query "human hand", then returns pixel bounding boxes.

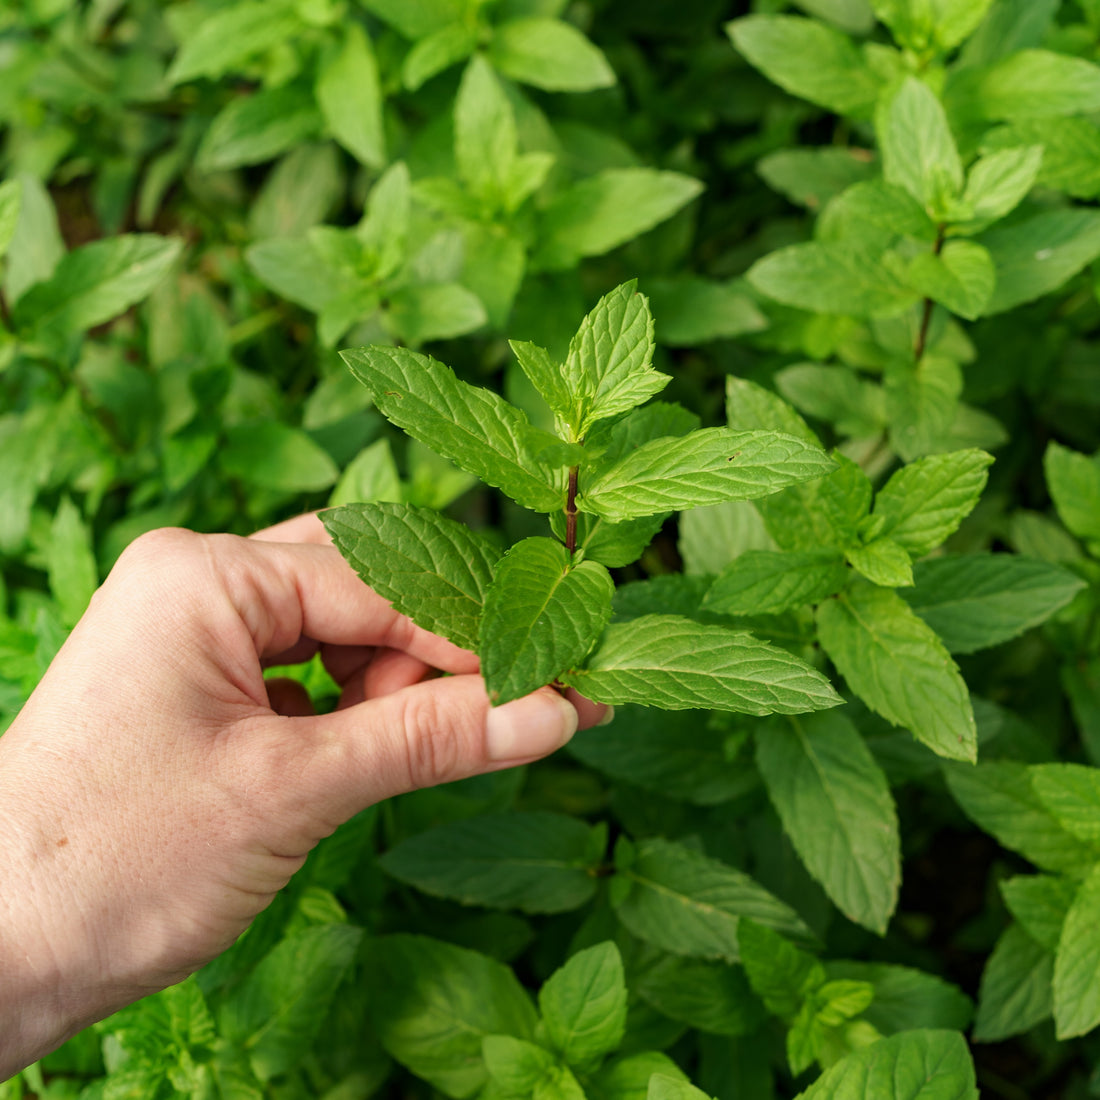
[0,515,608,1078]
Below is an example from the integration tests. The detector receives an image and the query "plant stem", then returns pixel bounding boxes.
[914,224,947,363]
[565,465,579,556]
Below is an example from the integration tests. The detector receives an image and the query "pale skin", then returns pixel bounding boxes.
[0,514,609,1080]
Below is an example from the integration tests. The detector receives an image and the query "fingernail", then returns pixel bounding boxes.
[486,690,579,762]
[597,706,616,727]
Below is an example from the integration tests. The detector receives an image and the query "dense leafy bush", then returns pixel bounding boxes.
[2,1,1100,1097]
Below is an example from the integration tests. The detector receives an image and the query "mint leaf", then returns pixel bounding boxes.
[757,147,877,211]
[648,1076,713,1100]
[756,711,901,935]
[817,584,977,762]
[386,282,487,345]
[703,550,848,616]
[726,16,882,116]
[725,376,820,446]
[367,934,538,1099]
[322,502,499,652]
[973,923,1053,1043]
[454,54,519,208]
[775,364,887,439]
[944,761,1100,875]
[907,241,996,320]
[737,918,823,1020]
[221,422,338,493]
[873,449,994,558]
[959,145,1043,229]
[340,346,565,512]
[480,537,613,705]
[482,1036,557,1096]
[611,836,813,961]
[166,2,301,84]
[489,18,615,92]
[847,537,914,588]
[877,76,963,213]
[1001,875,1076,952]
[539,942,628,1066]
[1044,441,1100,544]
[1053,864,1100,1039]
[578,428,835,523]
[872,0,994,52]
[315,24,385,169]
[645,276,767,346]
[562,615,842,715]
[794,1029,978,1100]
[901,554,1086,654]
[964,48,1100,120]
[196,84,321,172]
[563,281,669,436]
[46,497,97,629]
[592,1054,688,1100]
[823,962,973,1035]
[634,955,764,1037]
[511,339,572,426]
[378,812,601,914]
[0,178,21,264]
[1031,764,1100,845]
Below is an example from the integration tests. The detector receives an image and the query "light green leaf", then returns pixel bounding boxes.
[366,934,539,1099]
[901,554,1086,654]
[358,0,460,39]
[536,168,703,271]
[795,1029,978,1100]
[847,537,914,588]
[873,448,994,558]
[46,497,98,629]
[14,234,181,343]
[611,836,814,961]
[738,918,823,1020]
[0,179,21,264]
[329,439,403,508]
[982,118,1100,200]
[775,363,886,439]
[340,345,565,512]
[322,501,498,652]
[635,955,763,1037]
[578,428,835,523]
[1053,864,1100,1039]
[489,18,615,92]
[316,23,385,168]
[221,422,338,492]
[563,281,669,436]
[704,550,848,616]
[1031,765,1100,845]
[563,615,841,715]
[403,23,477,90]
[871,0,994,52]
[480,537,613,705]
[386,282,487,344]
[1001,875,1076,952]
[884,356,964,462]
[1044,441,1100,543]
[726,16,882,116]
[756,710,901,934]
[824,962,973,1035]
[645,277,767,346]
[757,147,877,212]
[747,241,919,318]
[981,209,1100,314]
[167,1,301,83]
[3,175,64,307]
[725,375,820,447]
[196,84,321,172]
[511,340,572,424]
[245,236,345,313]
[647,1076,713,1100]
[973,923,1053,1043]
[539,942,628,1066]
[220,924,363,1081]
[455,55,517,205]
[944,761,1100,874]
[964,49,1100,120]
[817,584,977,762]
[680,501,777,576]
[958,145,1043,229]
[877,76,963,212]
[907,241,995,321]
[818,180,939,245]
[591,1054,689,1100]
[483,1036,557,1095]
[378,812,600,913]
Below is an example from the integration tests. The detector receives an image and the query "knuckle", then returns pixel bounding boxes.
[399,690,469,789]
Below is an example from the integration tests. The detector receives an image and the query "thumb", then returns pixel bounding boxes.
[279,674,579,829]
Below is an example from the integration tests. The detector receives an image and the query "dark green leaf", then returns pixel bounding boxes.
[704,551,848,616]
[539,942,628,1066]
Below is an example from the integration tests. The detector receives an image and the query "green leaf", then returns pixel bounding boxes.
[480,538,613,704]
[329,438,403,509]
[562,615,842,715]
[539,942,628,1066]
[982,118,1100,200]
[757,147,877,212]
[962,49,1100,120]
[536,169,703,271]
[221,422,338,492]
[245,236,346,313]
[817,584,977,762]
[819,180,939,245]
[756,710,901,934]
[46,497,98,629]
[746,241,919,318]
[726,16,882,116]
[562,281,669,436]
[196,84,321,172]
[1044,441,1100,543]
[634,955,764,1037]
[322,501,498,653]
[366,934,539,1099]
[884,356,964,462]
[704,550,848,616]
[873,449,994,558]
[386,282,488,344]
[3,175,64,308]
[340,346,565,512]
[611,836,814,961]
[877,77,963,213]
[958,145,1043,229]
[737,918,823,1020]
[794,1029,978,1100]
[14,234,181,345]
[0,178,21,264]
[1001,875,1076,952]
[220,924,363,1081]
[403,23,477,90]
[972,923,1053,1042]
[944,761,1100,874]
[511,340,572,426]
[1053,864,1100,1039]
[316,24,385,168]
[358,0,460,39]
[578,428,836,523]
[981,208,1100,314]
[847,537,914,588]
[907,241,995,321]
[483,1035,557,1095]
[454,55,518,206]
[900,554,1086,654]
[489,18,615,92]
[823,962,973,1035]
[167,1,302,83]
[645,277,767,346]
[1031,765,1100,845]
[679,501,776,576]
[590,1054,689,1100]
[647,1076,712,1100]
[775,364,886,439]
[725,375,820,447]
[379,811,600,913]
[872,0,994,51]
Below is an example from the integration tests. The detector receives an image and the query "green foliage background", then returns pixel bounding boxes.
[3,0,1100,1097]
